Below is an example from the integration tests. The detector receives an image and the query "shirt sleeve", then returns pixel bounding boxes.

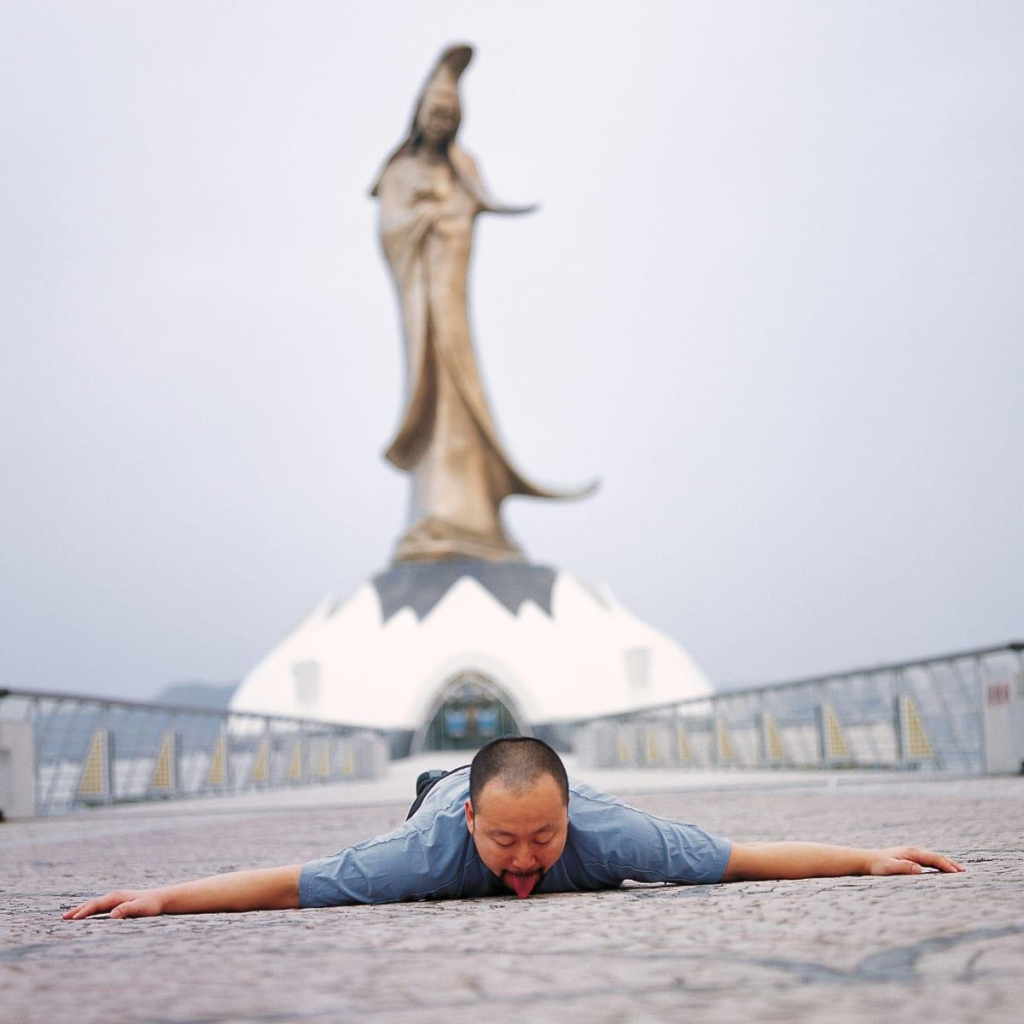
[568,784,732,887]
[299,816,467,908]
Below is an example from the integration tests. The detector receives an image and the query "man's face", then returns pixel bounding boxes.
[464,773,569,899]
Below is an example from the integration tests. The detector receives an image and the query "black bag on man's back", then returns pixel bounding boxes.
[405,766,470,820]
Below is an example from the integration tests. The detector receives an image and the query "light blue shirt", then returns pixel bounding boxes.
[299,768,732,907]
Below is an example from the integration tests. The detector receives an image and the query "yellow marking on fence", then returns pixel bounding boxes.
[715,718,735,763]
[287,739,303,782]
[763,713,788,761]
[645,727,662,765]
[676,723,694,763]
[314,740,331,779]
[899,695,934,760]
[822,703,850,760]
[77,730,109,797]
[617,734,634,765]
[251,735,270,785]
[205,736,228,787]
[149,732,175,791]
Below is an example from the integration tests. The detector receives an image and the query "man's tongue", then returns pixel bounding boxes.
[508,873,538,899]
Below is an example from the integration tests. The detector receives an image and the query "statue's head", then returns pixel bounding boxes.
[370,44,475,197]
[411,45,471,150]
[416,84,461,147]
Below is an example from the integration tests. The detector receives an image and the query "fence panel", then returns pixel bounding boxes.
[0,689,388,817]
[570,643,1022,775]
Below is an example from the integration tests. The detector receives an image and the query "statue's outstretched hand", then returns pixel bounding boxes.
[865,846,965,875]
[483,201,538,216]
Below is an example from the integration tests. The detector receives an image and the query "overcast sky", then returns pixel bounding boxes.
[2,1,1022,702]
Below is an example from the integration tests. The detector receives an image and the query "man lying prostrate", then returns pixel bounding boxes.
[64,737,964,920]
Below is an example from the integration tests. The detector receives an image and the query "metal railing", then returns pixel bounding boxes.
[2,642,1020,818]
[565,642,1024,774]
[0,689,388,817]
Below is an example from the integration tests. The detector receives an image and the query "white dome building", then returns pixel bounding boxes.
[230,561,714,755]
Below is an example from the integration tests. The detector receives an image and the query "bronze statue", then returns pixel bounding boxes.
[371,44,595,564]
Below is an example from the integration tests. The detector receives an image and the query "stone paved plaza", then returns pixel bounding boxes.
[2,761,1022,1023]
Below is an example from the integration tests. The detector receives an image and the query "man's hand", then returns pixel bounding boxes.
[64,889,166,920]
[864,846,965,876]
[61,865,302,920]
[722,841,965,882]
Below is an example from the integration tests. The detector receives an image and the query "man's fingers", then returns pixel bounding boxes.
[110,899,150,919]
[63,891,134,920]
[904,848,965,873]
[63,896,109,920]
[884,858,923,875]
[877,848,967,876]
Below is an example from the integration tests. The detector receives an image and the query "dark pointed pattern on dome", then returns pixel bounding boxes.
[372,559,558,622]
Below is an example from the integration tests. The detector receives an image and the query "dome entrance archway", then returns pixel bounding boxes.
[414,672,529,753]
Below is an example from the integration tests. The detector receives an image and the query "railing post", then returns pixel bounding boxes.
[756,690,766,767]
[0,715,36,820]
[31,695,42,817]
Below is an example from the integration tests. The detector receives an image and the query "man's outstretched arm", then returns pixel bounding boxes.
[721,843,964,882]
[62,865,302,920]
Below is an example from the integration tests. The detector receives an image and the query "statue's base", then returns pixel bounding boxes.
[230,560,715,751]
[393,516,523,564]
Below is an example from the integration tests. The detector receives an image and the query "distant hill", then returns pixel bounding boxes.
[153,681,238,710]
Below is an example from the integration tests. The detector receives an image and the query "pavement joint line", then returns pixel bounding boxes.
[851,923,1024,982]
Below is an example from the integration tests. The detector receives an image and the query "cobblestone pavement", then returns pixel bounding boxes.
[2,771,1022,1023]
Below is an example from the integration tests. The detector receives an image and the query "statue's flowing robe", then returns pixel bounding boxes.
[375,144,569,540]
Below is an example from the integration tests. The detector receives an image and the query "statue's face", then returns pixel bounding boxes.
[418,89,459,145]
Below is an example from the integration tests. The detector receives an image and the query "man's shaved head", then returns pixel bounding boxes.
[469,737,569,809]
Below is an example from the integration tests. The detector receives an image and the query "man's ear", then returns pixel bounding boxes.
[464,799,475,834]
